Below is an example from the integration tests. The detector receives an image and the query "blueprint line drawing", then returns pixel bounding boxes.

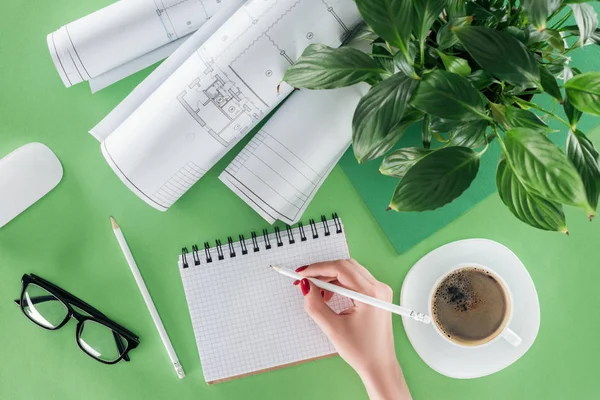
[176,0,358,147]
[219,82,368,225]
[177,53,263,147]
[47,0,229,88]
[99,0,362,212]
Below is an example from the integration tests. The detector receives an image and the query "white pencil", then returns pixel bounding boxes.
[271,265,431,324]
[111,217,185,379]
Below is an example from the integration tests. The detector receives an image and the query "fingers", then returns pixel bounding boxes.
[300,280,340,336]
[298,260,375,295]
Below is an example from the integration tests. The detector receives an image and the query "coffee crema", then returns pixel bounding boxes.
[432,267,510,346]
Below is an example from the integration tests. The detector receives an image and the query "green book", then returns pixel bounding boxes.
[339,123,502,253]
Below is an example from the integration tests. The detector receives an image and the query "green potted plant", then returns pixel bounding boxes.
[282,0,600,233]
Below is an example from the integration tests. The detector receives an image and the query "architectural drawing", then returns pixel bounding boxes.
[48,0,230,88]
[177,53,263,147]
[100,0,362,211]
[154,0,220,41]
[176,0,358,146]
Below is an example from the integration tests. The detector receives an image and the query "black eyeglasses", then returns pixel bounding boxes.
[14,274,139,364]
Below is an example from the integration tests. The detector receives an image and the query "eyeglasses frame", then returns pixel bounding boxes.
[15,273,140,364]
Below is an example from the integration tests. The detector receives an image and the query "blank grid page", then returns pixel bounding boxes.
[179,219,351,383]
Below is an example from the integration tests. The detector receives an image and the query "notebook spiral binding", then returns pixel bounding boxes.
[181,213,342,268]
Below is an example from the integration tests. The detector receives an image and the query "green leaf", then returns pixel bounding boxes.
[527,25,552,45]
[437,16,473,50]
[447,0,467,18]
[454,26,540,86]
[282,44,383,89]
[566,130,600,212]
[538,64,563,102]
[437,51,472,76]
[422,114,432,149]
[560,25,600,45]
[388,147,480,211]
[429,116,464,133]
[546,29,565,52]
[564,98,583,131]
[413,0,447,58]
[496,159,567,232]
[503,128,591,212]
[467,69,495,90]
[355,108,424,162]
[352,74,419,163]
[380,148,432,178]
[450,120,489,148]
[570,3,599,46]
[490,103,509,128]
[565,72,600,116]
[521,0,562,31]
[505,107,552,132]
[372,44,395,74]
[410,70,489,121]
[349,24,380,43]
[393,42,417,78]
[355,0,414,57]
[504,26,530,44]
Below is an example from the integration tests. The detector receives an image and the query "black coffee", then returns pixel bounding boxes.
[432,267,509,346]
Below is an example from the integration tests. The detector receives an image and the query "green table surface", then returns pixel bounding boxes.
[2,1,600,399]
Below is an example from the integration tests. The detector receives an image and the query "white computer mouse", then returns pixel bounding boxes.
[0,143,63,228]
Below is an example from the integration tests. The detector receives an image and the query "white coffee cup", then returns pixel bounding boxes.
[428,263,522,348]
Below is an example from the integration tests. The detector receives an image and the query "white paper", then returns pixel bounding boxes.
[219,84,366,225]
[178,218,351,383]
[89,36,187,93]
[47,0,232,89]
[100,0,361,211]
[90,0,246,141]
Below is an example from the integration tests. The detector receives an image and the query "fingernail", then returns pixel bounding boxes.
[300,279,310,296]
[293,280,300,285]
[321,290,325,298]
[296,265,308,272]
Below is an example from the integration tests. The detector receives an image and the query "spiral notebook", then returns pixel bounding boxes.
[178,214,352,384]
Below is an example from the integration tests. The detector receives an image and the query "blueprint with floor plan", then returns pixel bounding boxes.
[47,0,233,90]
[99,0,361,211]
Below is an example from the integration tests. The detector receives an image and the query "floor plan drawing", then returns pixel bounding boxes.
[100,0,362,212]
[154,0,222,41]
[177,53,263,147]
[47,0,232,88]
[177,0,361,142]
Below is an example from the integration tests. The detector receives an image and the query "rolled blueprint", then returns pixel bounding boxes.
[95,0,362,211]
[47,0,233,91]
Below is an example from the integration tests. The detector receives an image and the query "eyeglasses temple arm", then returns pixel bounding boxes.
[16,296,131,361]
[14,295,57,306]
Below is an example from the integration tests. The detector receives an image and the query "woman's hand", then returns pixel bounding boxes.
[294,259,412,400]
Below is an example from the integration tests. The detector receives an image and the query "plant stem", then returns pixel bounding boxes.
[550,10,572,31]
[548,4,567,25]
[369,54,395,59]
[514,99,571,128]
[539,50,572,60]
[564,45,579,56]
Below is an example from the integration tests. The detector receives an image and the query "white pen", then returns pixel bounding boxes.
[111,217,185,379]
[271,265,431,324]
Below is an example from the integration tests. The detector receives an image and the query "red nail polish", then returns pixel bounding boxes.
[300,279,310,296]
[296,265,308,272]
[293,280,300,285]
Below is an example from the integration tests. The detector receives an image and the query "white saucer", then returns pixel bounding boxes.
[400,239,540,379]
